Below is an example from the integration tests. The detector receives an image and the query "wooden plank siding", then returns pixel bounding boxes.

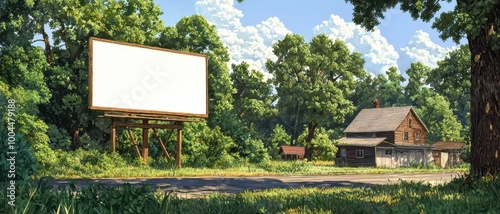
[394,111,427,145]
[337,146,376,167]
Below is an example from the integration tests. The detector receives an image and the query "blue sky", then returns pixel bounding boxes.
[155,0,465,77]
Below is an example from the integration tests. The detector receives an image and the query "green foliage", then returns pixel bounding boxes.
[182,122,239,168]
[230,61,277,136]
[415,93,463,143]
[47,123,72,151]
[268,124,291,159]
[0,135,37,181]
[267,34,366,152]
[310,132,338,161]
[39,149,129,178]
[3,176,500,213]
[405,62,431,104]
[428,45,471,138]
[258,160,313,174]
[376,66,406,107]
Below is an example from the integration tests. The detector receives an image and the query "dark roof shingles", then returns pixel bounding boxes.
[344,106,428,133]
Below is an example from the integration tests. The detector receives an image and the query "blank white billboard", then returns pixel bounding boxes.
[89,37,208,118]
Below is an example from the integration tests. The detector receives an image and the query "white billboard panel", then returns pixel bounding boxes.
[89,38,208,118]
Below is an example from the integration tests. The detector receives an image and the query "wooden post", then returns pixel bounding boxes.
[111,118,116,152]
[176,123,183,168]
[142,119,149,162]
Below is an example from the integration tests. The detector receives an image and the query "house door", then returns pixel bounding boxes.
[432,152,441,167]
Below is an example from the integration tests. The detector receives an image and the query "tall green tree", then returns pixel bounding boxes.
[405,62,432,105]
[405,62,462,144]
[1,0,165,150]
[415,93,463,144]
[230,61,277,135]
[376,66,406,107]
[266,34,366,159]
[428,45,471,138]
[0,46,57,170]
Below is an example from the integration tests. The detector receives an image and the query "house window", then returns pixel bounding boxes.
[385,149,392,155]
[340,148,346,158]
[416,132,421,141]
[409,119,413,128]
[403,132,409,140]
[356,149,364,158]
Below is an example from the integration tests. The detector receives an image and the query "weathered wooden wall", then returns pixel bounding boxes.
[394,111,427,145]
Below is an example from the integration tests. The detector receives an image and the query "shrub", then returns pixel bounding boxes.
[0,135,37,181]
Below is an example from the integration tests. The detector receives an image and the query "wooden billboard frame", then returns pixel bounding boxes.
[89,37,208,168]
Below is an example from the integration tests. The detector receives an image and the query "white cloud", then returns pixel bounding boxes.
[195,0,291,78]
[194,1,453,80]
[313,15,400,75]
[399,30,456,71]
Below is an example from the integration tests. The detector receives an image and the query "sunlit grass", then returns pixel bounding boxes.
[36,160,469,179]
[4,175,498,214]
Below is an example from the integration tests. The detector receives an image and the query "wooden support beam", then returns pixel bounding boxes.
[127,128,142,158]
[177,123,183,168]
[142,119,149,162]
[113,121,183,129]
[103,112,201,122]
[153,128,171,161]
[111,118,116,152]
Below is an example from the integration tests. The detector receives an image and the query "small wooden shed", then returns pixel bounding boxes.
[431,141,465,168]
[279,146,305,160]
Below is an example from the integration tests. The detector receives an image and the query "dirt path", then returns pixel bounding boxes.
[48,172,461,198]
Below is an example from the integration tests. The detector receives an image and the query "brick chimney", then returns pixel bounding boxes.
[373,99,380,108]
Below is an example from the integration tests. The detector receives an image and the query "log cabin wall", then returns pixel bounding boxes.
[394,111,427,145]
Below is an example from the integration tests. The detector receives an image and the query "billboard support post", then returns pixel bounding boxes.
[111,118,116,152]
[177,126,183,168]
[104,113,194,168]
[142,119,149,163]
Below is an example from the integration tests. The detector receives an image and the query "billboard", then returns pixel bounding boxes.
[89,37,208,118]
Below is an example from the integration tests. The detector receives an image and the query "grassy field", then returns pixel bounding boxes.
[2,175,499,214]
[36,160,469,179]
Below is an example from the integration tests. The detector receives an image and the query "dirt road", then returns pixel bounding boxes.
[48,172,461,198]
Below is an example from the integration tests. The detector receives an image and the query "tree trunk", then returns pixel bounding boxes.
[305,122,317,160]
[468,19,500,177]
[291,101,302,145]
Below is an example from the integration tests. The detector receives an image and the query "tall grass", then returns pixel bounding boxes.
[2,176,499,213]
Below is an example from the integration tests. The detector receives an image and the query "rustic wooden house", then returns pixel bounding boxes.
[431,141,465,168]
[336,103,434,167]
[279,145,305,160]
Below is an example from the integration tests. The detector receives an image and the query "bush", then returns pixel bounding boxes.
[0,135,37,181]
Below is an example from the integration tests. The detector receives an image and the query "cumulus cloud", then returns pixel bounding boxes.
[313,15,400,75]
[195,0,291,78]
[194,1,453,80]
[399,30,456,71]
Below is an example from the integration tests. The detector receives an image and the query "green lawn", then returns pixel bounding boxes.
[36,160,468,179]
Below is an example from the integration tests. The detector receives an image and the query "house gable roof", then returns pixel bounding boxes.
[279,146,305,156]
[337,137,396,147]
[344,106,429,133]
[431,141,465,150]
